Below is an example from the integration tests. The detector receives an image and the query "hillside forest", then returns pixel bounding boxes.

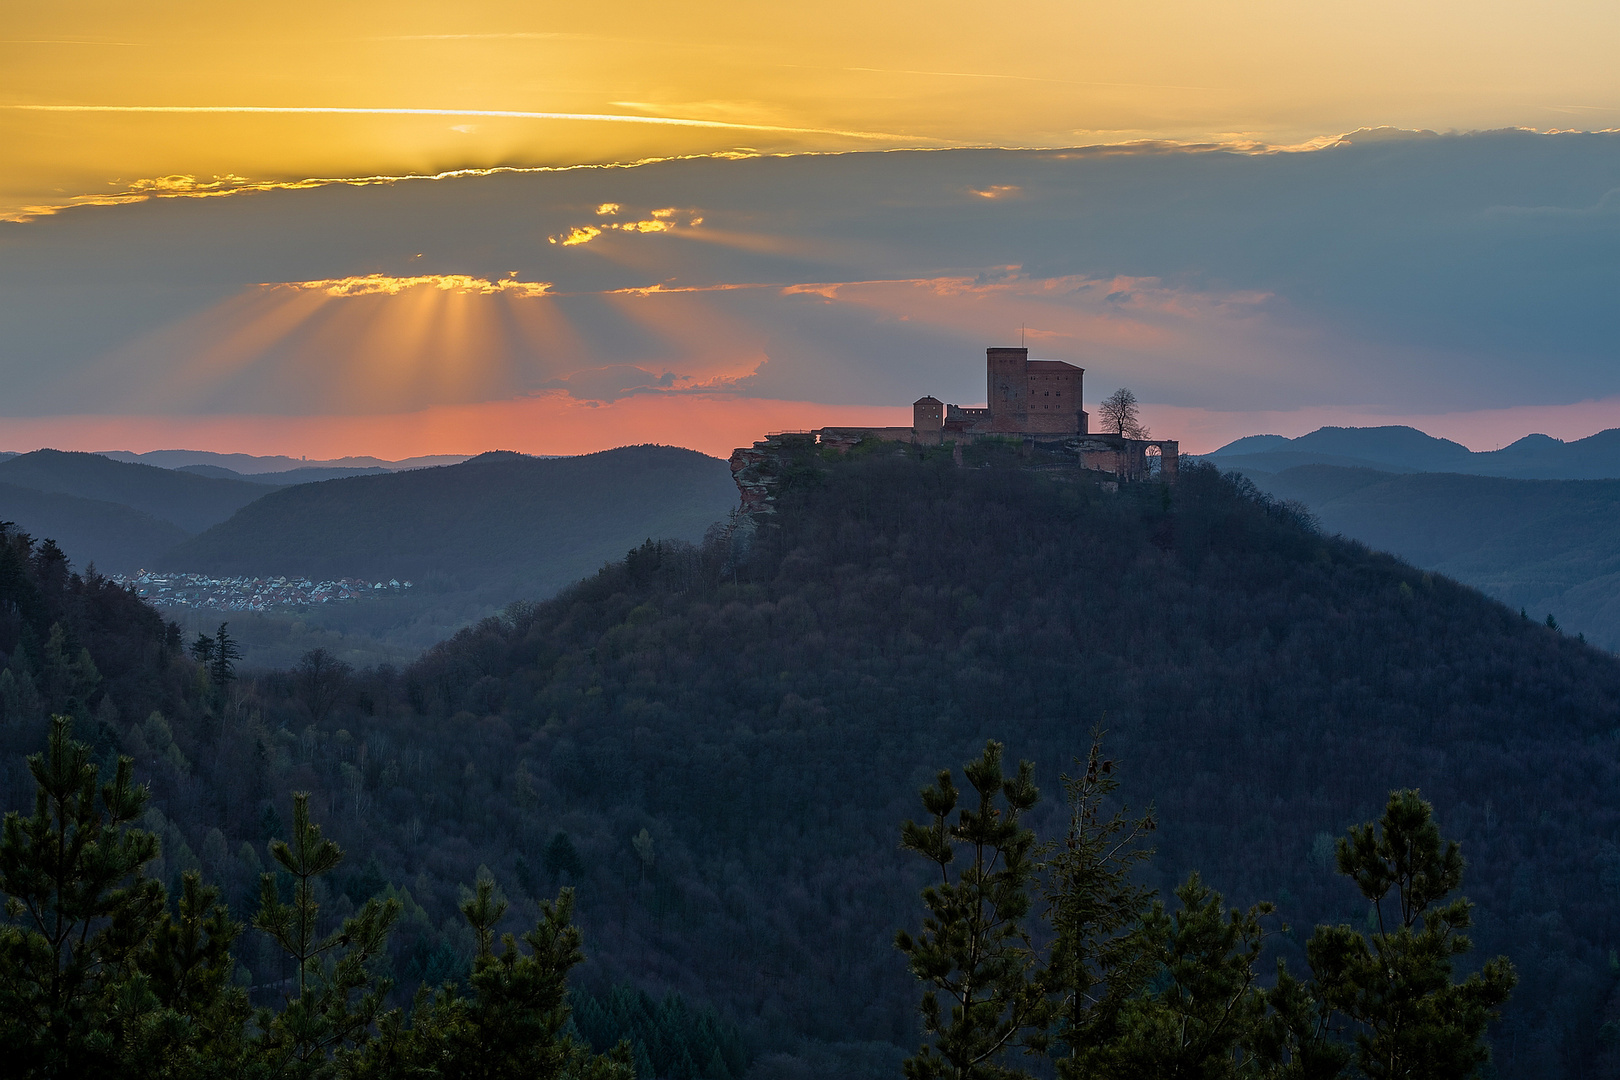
[1240,464,1620,652]
[4,439,1620,1077]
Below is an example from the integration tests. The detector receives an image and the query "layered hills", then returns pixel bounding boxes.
[1208,424,1620,479]
[175,463,395,485]
[161,446,739,592]
[0,449,273,570]
[100,448,468,474]
[0,448,269,533]
[0,481,187,571]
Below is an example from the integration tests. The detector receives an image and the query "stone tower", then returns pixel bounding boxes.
[913,396,945,444]
[987,347,1029,432]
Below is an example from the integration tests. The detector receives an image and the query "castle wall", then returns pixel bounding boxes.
[1023,361,1085,434]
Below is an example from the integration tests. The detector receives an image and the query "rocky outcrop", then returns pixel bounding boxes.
[728,432,817,517]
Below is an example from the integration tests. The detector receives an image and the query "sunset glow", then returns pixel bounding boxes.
[6,3,1620,459]
[0,395,911,461]
[9,0,1620,221]
[270,274,554,298]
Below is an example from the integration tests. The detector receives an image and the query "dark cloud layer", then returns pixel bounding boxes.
[2,130,1618,418]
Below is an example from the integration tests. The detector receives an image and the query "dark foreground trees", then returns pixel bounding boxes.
[894,742,1045,1080]
[0,716,629,1080]
[898,739,1516,1080]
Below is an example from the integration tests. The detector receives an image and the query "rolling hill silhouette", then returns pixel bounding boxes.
[1208,424,1620,479]
[0,481,188,571]
[162,446,740,593]
[0,449,269,534]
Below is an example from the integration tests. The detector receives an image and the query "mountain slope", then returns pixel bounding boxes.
[1244,464,1620,648]
[0,481,188,572]
[1208,424,1620,479]
[0,449,269,533]
[162,446,740,592]
[368,445,1617,1079]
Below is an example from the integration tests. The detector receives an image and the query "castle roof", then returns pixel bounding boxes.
[913,395,943,404]
[1026,359,1084,373]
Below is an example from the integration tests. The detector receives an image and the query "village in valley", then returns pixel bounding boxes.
[107,570,413,613]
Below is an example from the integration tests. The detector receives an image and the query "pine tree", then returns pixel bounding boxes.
[1103,874,1275,1079]
[896,740,1047,1080]
[0,716,244,1077]
[354,878,633,1080]
[208,624,242,687]
[544,831,585,880]
[251,791,402,1074]
[1256,962,1352,1080]
[1305,790,1516,1080]
[1037,732,1158,1078]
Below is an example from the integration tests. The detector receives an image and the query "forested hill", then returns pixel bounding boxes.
[8,441,1620,1077]
[1245,463,1620,649]
[0,449,269,533]
[0,480,189,571]
[389,442,1620,1078]
[161,446,738,593]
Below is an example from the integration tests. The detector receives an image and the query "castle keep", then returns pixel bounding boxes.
[730,346,1181,513]
[917,346,1088,439]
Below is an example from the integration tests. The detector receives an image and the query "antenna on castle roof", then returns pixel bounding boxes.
[1021,323,1025,348]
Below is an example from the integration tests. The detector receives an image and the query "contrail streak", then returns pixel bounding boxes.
[2,104,921,141]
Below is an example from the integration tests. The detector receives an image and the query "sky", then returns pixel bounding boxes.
[4,1,1620,457]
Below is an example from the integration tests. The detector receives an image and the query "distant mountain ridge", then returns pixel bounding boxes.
[175,463,395,485]
[99,449,470,475]
[1206,424,1620,479]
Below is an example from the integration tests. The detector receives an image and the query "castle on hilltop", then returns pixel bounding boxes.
[731,346,1179,512]
[914,346,1088,439]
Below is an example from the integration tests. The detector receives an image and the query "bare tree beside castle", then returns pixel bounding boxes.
[1099,388,1149,438]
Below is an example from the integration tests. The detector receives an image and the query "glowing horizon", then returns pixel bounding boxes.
[7,394,1620,462]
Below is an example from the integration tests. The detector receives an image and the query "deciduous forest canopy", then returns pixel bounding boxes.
[3,439,1619,1077]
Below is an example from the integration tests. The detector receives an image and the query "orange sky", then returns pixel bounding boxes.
[8,0,1620,221]
[6,2,1620,457]
[0,395,908,461]
[10,393,1620,460]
